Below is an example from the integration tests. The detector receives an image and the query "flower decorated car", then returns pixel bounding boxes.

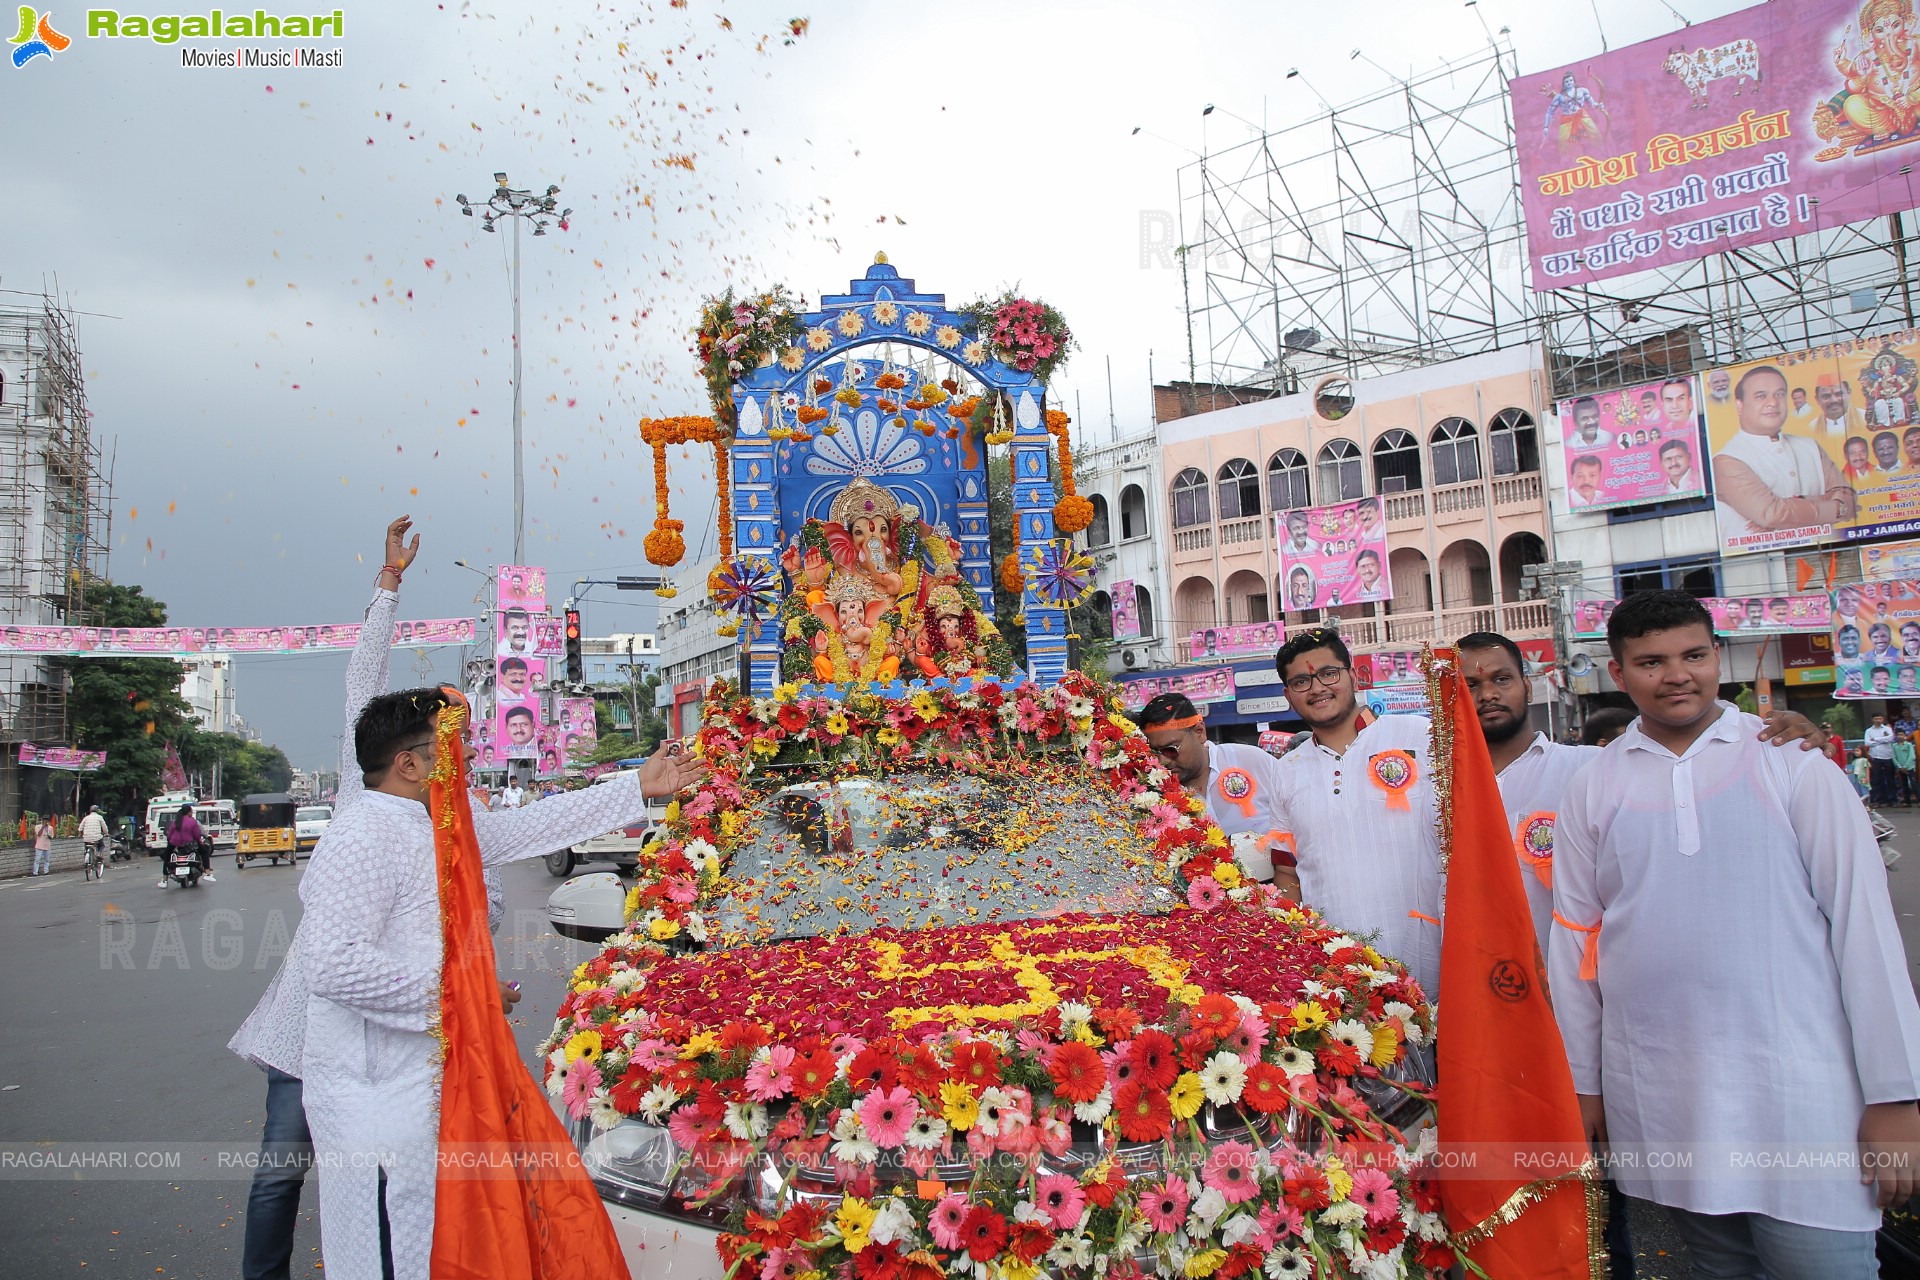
[542,674,1449,1279]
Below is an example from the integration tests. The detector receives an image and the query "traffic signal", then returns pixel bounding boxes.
[564,608,583,684]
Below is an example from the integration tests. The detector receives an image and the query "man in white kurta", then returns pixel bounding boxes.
[1266,629,1443,997]
[1552,591,1920,1273]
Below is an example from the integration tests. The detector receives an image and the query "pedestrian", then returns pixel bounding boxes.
[1579,707,1636,748]
[1852,746,1873,798]
[1866,713,1897,804]
[79,804,108,877]
[1553,591,1920,1279]
[31,816,53,876]
[1898,730,1919,806]
[239,515,706,1280]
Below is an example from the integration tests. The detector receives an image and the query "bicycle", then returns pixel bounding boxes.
[83,840,107,881]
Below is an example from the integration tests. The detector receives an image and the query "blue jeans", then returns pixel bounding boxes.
[242,1071,395,1280]
[1662,1202,1879,1280]
[32,847,50,874]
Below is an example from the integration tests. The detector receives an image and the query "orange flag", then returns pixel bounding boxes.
[427,693,632,1280]
[1429,651,1598,1279]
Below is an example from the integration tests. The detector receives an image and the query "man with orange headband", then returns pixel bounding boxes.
[233,516,709,1280]
[1266,627,1443,997]
[1138,692,1296,894]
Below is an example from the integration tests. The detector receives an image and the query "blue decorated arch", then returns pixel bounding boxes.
[727,258,1069,695]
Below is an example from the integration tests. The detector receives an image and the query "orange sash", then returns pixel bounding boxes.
[1552,912,1601,982]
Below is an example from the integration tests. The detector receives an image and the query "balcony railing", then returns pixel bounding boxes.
[1219,516,1267,548]
[1492,472,1543,509]
[1384,491,1425,526]
[1430,480,1488,523]
[1173,526,1213,556]
[1167,600,1553,664]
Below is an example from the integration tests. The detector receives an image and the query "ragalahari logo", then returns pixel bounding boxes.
[10,6,70,66]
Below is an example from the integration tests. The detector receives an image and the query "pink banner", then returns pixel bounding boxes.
[1187,621,1284,660]
[497,564,548,613]
[1513,0,1920,290]
[17,742,106,771]
[559,697,598,770]
[1572,593,1832,637]
[1110,580,1140,640]
[1120,666,1237,710]
[1354,651,1425,688]
[495,643,547,761]
[1832,580,1920,698]
[1560,377,1706,510]
[1277,497,1389,611]
[0,619,475,656]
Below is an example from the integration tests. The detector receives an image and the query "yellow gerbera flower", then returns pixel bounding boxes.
[876,726,904,747]
[1168,1071,1205,1120]
[1212,863,1242,889]
[1292,1000,1329,1032]
[682,1030,720,1059]
[649,916,682,941]
[835,1196,876,1253]
[1369,1021,1401,1067]
[824,711,851,735]
[1184,1249,1229,1277]
[1324,1156,1353,1203]
[940,1080,979,1130]
[910,692,941,722]
[564,1030,603,1062]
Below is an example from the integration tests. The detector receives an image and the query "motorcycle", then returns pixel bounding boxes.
[109,827,135,863]
[166,844,204,888]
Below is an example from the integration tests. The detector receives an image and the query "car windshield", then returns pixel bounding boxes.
[708,760,1173,948]
[296,808,329,823]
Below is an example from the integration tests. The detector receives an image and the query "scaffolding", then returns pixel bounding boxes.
[1176,39,1533,397]
[0,290,112,824]
[1176,36,1920,404]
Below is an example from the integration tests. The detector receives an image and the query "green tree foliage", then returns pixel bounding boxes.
[57,580,196,816]
[178,730,294,799]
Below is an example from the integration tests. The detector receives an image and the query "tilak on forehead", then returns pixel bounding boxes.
[1141,711,1205,731]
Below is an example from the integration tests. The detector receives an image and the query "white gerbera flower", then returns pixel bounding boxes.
[870,1195,918,1246]
[1066,696,1095,719]
[1201,1051,1247,1106]
[830,1108,880,1164]
[724,1100,769,1140]
[1272,1044,1316,1078]
[1048,1234,1094,1269]
[903,1113,948,1150]
[1073,1088,1113,1124]
[637,1083,680,1122]
[1057,1000,1094,1028]
[545,1051,570,1098]
[1264,1245,1313,1279]
[590,1096,625,1132]
[974,1085,1015,1136]
[1319,1201,1365,1229]
[1329,1019,1375,1061]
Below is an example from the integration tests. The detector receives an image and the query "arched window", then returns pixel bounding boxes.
[1489,408,1539,476]
[1216,458,1261,521]
[1086,494,1112,546]
[1430,417,1481,486]
[1170,467,1211,529]
[1134,584,1155,637]
[1120,485,1148,540]
[1371,429,1422,493]
[1266,449,1310,512]
[1315,439,1363,503]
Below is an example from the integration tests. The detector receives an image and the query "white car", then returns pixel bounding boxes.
[294,805,333,853]
[544,768,668,878]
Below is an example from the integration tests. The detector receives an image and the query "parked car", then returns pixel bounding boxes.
[543,766,668,878]
[294,804,334,854]
[539,679,1438,1279]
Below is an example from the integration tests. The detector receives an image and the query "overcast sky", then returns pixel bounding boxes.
[3,0,1745,770]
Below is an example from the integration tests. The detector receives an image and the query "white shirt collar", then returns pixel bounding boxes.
[1497,731,1555,776]
[1619,701,1741,760]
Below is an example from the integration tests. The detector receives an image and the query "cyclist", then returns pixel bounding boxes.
[79,805,109,880]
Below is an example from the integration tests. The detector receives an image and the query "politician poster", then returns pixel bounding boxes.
[1832,580,1920,698]
[1559,377,1706,511]
[1573,593,1831,637]
[1276,497,1390,611]
[1512,0,1920,290]
[1705,328,1920,555]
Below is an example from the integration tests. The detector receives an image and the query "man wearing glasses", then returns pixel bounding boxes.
[1138,692,1299,897]
[1267,627,1443,997]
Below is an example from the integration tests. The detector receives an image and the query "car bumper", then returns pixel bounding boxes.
[599,1200,723,1279]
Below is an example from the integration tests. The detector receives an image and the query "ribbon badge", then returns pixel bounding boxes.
[1216,767,1258,819]
[1366,749,1417,811]
[1514,811,1555,888]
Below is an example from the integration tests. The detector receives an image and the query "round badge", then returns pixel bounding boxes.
[1514,811,1556,886]
[1219,770,1252,800]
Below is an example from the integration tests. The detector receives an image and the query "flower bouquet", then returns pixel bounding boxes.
[696,287,806,428]
[960,293,1075,384]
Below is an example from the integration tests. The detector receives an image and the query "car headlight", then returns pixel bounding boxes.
[571,1116,740,1223]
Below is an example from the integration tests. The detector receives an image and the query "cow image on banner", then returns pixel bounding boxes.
[1560,377,1707,510]
[1276,496,1390,611]
[1705,328,1920,555]
[1833,580,1920,698]
[1512,0,1920,291]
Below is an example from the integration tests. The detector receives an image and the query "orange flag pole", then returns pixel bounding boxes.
[1425,648,1600,1279]
[426,692,632,1280]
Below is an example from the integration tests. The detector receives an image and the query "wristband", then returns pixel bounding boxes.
[378,563,405,584]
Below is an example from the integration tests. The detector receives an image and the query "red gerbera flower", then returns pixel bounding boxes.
[1113,1080,1174,1142]
[847,1043,902,1094]
[949,1040,1002,1088]
[1093,1005,1141,1040]
[1189,993,1241,1039]
[1128,1029,1179,1090]
[790,1047,838,1099]
[718,1021,771,1057]
[1239,1062,1291,1114]
[854,1241,905,1280]
[777,704,808,733]
[1006,1220,1054,1264]
[1047,1041,1106,1104]
[1082,1162,1126,1208]
[963,1205,1009,1262]
[894,1043,947,1095]
[1282,1167,1332,1212]
[1318,1039,1361,1077]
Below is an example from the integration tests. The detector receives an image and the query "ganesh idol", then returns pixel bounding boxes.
[1819,0,1920,149]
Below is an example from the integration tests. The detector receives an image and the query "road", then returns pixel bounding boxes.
[7,812,1920,1278]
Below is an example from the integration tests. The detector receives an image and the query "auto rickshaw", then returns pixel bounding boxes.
[235,793,298,867]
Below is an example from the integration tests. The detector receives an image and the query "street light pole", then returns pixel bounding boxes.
[454,173,570,566]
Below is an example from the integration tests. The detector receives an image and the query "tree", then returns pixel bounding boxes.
[57,580,196,817]
[178,729,294,798]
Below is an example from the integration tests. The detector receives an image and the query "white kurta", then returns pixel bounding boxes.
[1492,733,1600,964]
[1199,741,1289,881]
[1551,707,1920,1230]
[1269,714,1443,995]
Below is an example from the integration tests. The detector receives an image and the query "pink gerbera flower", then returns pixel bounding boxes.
[1187,877,1225,911]
[1349,1166,1401,1226]
[929,1192,972,1250]
[1140,1177,1190,1233]
[857,1085,919,1148]
[1034,1173,1086,1229]
[561,1060,600,1119]
[630,1038,679,1072]
[745,1045,796,1102]
[1202,1140,1261,1204]
[1227,1010,1270,1062]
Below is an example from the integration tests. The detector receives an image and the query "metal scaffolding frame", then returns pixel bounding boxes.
[1176,39,1533,395]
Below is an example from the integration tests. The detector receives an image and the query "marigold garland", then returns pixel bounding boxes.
[1045,409,1093,535]
[640,415,734,567]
